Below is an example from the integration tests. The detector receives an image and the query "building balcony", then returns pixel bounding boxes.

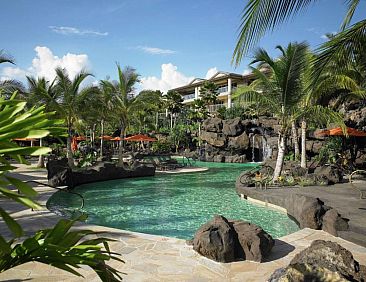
[183,93,195,101]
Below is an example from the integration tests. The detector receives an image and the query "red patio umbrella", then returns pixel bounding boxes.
[75,136,86,141]
[99,135,113,140]
[316,127,366,137]
[124,134,157,142]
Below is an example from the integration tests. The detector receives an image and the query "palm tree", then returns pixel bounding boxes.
[26,76,57,167]
[101,64,142,164]
[234,42,311,179]
[0,50,25,97]
[199,81,219,105]
[32,67,95,167]
[164,90,184,129]
[232,0,364,71]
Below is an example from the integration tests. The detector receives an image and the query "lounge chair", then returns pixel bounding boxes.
[349,170,366,199]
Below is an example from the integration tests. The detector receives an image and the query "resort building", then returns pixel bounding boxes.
[169,70,262,112]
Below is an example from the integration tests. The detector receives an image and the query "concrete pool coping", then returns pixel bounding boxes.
[1,164,366,281]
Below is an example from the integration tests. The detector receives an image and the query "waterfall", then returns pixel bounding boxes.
[261,136,272,161]
[252,134,256,162]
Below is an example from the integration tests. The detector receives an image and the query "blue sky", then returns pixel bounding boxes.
[1,0,365,92]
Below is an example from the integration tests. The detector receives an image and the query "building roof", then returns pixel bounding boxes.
[170,70,267,92]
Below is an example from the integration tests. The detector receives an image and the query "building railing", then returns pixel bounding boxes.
[183,93,195,100]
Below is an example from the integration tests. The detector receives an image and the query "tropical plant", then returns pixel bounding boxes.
[0,50,25,97]
[232,0,363,67]
[163,90,184,129]
[234,42,313,179]
[100,64,142,164]
[0,92,123,281]
[199,81,219,105]
[132,90,164,133]
[26,76,57,167]
[30,67,96,168]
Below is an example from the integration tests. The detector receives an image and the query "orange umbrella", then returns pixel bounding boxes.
[99,135,113,140]
[71,137,78,152]
[124,134,157,142]
[75,136,86,141]
[13,138,37,141]
[111,137,122,141]
[316,127,366,137]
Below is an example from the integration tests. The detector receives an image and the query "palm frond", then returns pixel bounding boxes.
[341,0,360,30]
[232,0,317,66]
[315,19,366,78]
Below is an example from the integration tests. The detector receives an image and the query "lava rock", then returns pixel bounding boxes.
[227,132,250,150]
[202,117,223,132]
[192,215,274,263]
[200,131,226,147]
[269,240,366,282]
[322,208,349,236]
[192,215,236,262]
[46,158,74,187]
[231,220,275,262]
[314,165,343,184]
[222,117,244,136]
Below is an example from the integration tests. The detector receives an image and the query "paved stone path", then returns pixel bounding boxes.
[1,165,366,281]
[237,181,366,247]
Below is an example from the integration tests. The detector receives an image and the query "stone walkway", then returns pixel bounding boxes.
[237,181,366,247]
[1,165,366,281]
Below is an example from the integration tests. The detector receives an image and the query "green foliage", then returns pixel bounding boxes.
[0,217,124,281]
[284,152,295,161]
[0,91,123,281]
[151,139,172,153]
[316,136,343,164]
[164,90,184,115]
[199,81,219,105]
[216,106,247,119]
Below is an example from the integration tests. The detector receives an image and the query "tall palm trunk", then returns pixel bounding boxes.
[301,119,307,168]
[118,122,125,165]
[100,120,104,158]
[273,134,286,180]
[66,135,74,168]
[291,121,300,160]
[37,138,45,168]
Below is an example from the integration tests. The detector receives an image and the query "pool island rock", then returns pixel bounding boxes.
[46,158,155,188]
[188,215,274,263]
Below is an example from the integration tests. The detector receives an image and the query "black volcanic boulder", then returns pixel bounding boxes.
[191,215,274,263]
[231,220,275,262]
[314,165,343,184]
[222,117,244,136]
[46,158,73,187]
[192,215,236,262]
[269,240,366,282]
[202,117,223,132]
[321,208,349,236]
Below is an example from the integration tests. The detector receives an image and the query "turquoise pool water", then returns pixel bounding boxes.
[47,161,299,239]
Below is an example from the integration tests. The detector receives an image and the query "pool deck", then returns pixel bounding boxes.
[236,181,366,247]
[156,167,209,174]
[1,165,366,281]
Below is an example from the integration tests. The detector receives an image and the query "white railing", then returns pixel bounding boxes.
[207,104,226,112]
[183,93,195,100]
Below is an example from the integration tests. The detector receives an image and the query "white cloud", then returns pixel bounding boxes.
[49,26,108,36]
[321,31,337,40]
[140,63,193,93]
[242,68,251,75]
[137,46,176,55]
[0,46,91,82]
[205,67,218,79]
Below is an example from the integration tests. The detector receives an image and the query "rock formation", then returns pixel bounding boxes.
[269,240,366,281]
[47,158,155,188]
[190,215,274,263]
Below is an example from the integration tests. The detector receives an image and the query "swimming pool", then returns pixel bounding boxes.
[47,161,299,239]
